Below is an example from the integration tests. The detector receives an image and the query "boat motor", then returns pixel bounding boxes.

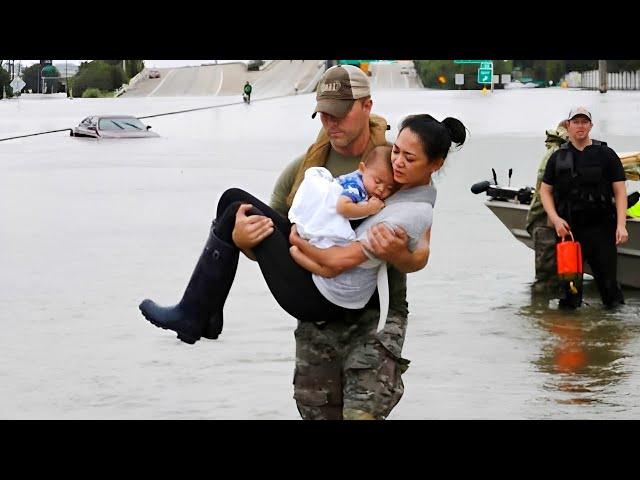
[470,180,492,194]
[470,168,534,204]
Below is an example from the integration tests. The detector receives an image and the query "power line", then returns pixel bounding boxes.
[0,94,288,142]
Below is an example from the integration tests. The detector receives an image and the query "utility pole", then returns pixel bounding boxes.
[491,60,494,93]
[598,60,608,93]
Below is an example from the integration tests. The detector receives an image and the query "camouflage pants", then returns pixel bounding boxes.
[531,218,560,291]
[293,309,410,420]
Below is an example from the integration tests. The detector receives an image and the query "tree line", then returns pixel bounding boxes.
[415,60,640,89]
[0,60,145,98]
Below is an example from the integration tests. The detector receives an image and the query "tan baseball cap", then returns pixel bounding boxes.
[311,64,371,119]
[568,106,592,121]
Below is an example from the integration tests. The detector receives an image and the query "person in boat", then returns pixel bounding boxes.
[539,106,628,309]
[525,120,569,293]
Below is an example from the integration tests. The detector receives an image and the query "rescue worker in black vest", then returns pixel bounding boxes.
[539,106,628,309]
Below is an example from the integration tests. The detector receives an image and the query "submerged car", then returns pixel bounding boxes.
[71,115,159,139]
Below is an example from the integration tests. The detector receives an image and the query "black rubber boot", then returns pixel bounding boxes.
[139,223,239,344]
[601,279,625,310]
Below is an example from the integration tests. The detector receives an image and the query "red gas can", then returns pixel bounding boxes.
[556,232,583,278]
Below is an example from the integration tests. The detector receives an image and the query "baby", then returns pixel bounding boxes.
[288,145,397,248]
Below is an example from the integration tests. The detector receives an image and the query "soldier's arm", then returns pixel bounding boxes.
[269,156,305,216]
[233,156,304,261]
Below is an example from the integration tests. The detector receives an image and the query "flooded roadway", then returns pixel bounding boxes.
[1,86,639,419]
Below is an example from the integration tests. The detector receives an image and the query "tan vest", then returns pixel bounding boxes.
[285,113,390,207]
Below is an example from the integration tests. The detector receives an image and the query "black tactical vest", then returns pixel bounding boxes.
[553,140,615,223]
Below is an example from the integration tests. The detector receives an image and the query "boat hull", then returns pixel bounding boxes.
[486,200,640,288]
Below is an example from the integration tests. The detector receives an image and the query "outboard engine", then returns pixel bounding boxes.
[470,168,534,205]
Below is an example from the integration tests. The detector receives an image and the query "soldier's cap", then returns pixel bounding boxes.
[568,106,592,121]
[311,65,371,119]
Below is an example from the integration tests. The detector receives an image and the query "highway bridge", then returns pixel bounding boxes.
[120,60,422,98]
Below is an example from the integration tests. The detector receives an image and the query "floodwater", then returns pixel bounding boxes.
[1,88,639,419]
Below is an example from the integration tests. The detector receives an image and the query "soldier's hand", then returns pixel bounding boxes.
[616,224,629,245]
[231,204,274,250]
[553,217,571,238]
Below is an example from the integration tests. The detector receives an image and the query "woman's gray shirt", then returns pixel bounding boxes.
[313,183,436,309]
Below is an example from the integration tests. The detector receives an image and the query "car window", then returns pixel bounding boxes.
[99,118,145,131]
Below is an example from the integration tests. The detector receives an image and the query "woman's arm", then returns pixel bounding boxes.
[289,226,368,277]
[365,225,430,273]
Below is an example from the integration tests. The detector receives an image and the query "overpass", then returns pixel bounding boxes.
[120,60,422,98]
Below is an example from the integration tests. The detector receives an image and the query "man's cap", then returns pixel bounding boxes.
[311,65,371,119]
[568,106,592,121]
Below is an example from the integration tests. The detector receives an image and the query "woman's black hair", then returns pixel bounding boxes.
[398,114,466,163]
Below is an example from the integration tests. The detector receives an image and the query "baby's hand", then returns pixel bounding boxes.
[365,197,385,215]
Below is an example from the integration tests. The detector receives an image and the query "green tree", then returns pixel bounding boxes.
[124,60,145,78]
[71,60,128,97]
[0,64,9,99]
[607,60,640,71]
[415,60,513,90]
[565,60,598,72]
[21,64,42,92]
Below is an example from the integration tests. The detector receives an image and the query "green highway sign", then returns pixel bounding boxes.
[454,60,489,64]
[480,62,492,69]
[477,68,492,84]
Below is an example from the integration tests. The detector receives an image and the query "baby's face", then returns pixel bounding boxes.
[361,163,397,200]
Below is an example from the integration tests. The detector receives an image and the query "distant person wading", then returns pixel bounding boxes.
[243,81,252,104]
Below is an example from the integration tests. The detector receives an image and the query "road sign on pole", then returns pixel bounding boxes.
[10,76,26,92]
[477,68,492,84]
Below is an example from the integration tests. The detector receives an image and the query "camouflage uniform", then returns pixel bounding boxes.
[291,269,410,420]
[525,126,568,293]
[271,142,412,420]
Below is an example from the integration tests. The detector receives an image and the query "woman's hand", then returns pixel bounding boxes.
[365,224,409,263]
[288,224,303,247]
[231,204,274,251]
[289,225,332,265]
[366,225,430,273]
[289,224,367,277]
